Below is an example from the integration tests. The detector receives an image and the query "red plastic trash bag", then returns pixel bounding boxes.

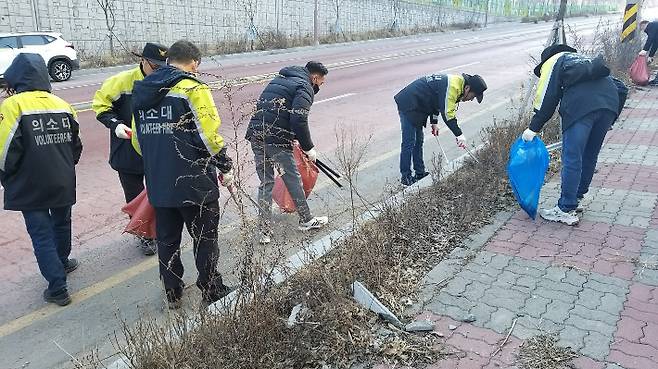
[630,55,650,86]
[121,189,156,239]
[272,142,319,213]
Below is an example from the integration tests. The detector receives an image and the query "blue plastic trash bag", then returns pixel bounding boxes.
[507,136,550,219]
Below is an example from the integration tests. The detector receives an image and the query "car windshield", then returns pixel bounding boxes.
[0,36,18,49]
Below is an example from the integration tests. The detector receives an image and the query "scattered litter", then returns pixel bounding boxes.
[286,303,303,328]
[404,319,435,332]
[352,281,403,328]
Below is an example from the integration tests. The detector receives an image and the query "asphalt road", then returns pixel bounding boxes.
[0,16,617,369]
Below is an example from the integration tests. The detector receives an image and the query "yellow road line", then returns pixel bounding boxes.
[0,97,509,339]
[0,223,237,338]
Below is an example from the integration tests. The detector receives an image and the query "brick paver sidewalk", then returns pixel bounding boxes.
[389,88,658,369]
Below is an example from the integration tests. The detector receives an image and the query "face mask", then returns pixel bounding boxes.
[313,84,320,95]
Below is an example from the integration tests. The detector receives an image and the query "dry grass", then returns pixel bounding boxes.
[73,18,635,369]
[518,334,578,369]
[74,111,537,369]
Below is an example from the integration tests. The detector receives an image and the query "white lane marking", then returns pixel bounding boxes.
[54,82,102,91]
[315,93,356,104]
[441,61,480,72]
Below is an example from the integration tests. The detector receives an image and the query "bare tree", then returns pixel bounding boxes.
[390,0,401,32]
[96,0,117,57]
[331,0,346,41]
[242,0,260,50]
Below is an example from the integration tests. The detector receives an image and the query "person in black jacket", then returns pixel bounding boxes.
[522,45,619,226]
[92,42,168,255]
[0,54,83,306]
[131,40,233,308]
[394,73,487,185]
[245,61,329,244]
[640,20,658,63]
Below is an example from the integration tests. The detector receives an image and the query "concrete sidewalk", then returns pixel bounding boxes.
[390,87,658,369]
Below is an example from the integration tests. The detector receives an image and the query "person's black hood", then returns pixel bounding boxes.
[4,53,51,93]
[279,66,310,80]
[132,65,199,111]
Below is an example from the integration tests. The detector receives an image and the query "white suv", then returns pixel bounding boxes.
[0,32,79,83]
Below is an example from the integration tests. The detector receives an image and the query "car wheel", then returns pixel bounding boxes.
[49,60,72,82]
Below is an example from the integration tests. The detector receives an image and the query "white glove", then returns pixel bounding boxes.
[431,124,440,136]
[219,169,234,187]
[455,135,467,149]
[640,50,648,56]
[114,123,132,139]
[304,148,317,162]
[522,128,537,142]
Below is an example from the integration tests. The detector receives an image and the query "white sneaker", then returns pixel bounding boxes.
[259,233,271,244]
[539,206,579,226]
[299,216,328,231]
[576,202,584,213]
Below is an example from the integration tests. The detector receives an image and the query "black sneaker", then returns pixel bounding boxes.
[43,289,72,306]
[140,238,157,256]
[63,258,79,274]
[165,287,183,310]
[202,285,236,305]
[415,171,430,181]
[401,176,417,186]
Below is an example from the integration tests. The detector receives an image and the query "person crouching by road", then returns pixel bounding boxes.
[522,45,619,226]
[394,73,487,186]
[131,40,233,308]
[245,61,330,245]
[92,42,168,256]
[0,54,83,306]
[639,20,658,64]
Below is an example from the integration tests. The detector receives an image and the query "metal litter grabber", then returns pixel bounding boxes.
[315,159,343,188]
[462,145,481,164]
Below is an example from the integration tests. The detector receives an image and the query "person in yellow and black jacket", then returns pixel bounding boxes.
[394,73,487,186]
[131,40,233,309]
[521,44,620,226]
[0,53,83,306]
[92,42,168,256]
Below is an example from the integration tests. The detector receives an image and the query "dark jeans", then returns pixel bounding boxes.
[154,200,223,297]
[251,141,313,226]
[559,109,616,212]
[22,206,72,294]
[399,111,425,180]
[118,171,145,203]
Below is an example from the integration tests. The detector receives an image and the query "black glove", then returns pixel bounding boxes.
[212,147,233,174]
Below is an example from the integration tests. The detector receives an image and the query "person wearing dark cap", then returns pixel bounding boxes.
[0,53,83,306]
[394,73,487,186]
[522,44,619,225]
[92,42,168,255]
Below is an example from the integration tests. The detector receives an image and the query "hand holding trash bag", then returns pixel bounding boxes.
[521,128,537,142]
[507,136,550,219]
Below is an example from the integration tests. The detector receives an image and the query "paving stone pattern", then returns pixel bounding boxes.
[375,89,658,369]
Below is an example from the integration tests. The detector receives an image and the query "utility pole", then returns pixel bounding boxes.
[621,0,639,43]
[484,0,490,27]
[314,0,320,46]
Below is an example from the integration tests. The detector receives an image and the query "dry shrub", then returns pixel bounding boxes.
[89,110,543,369]
[568,19,639,81]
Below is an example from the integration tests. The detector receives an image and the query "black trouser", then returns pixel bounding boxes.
[154,200,223,298]
[117,171,145,204]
